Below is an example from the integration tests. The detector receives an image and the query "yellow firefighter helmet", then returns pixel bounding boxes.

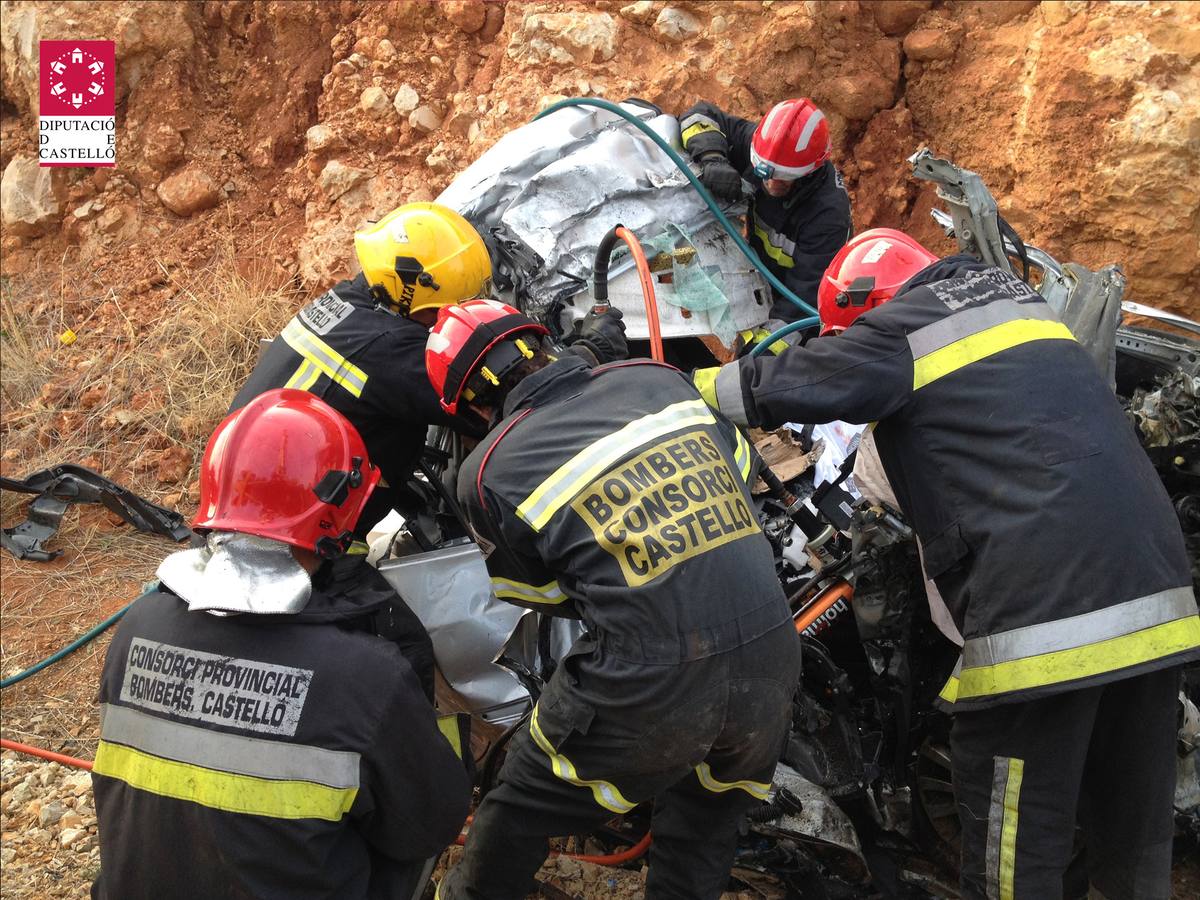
[354,202,492,315]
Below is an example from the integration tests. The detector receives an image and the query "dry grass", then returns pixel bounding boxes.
[1,229,304,501]
[1,227,307,754]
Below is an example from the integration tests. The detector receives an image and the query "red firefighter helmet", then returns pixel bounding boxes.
[426,299,550,415]
[194,389,380,557]
[750,98,831,180]
[817,228,939,335]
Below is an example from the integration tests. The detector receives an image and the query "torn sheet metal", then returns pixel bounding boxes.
[378,542,581,727]
[1056,262,1124,387]
[437,100,770,343]
[761,763,870,881]
[0,464,192,561]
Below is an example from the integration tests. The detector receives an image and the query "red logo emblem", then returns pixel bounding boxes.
[40,41,114,116]
[39,41,115,167]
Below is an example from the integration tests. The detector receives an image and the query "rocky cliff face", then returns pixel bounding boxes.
[2,0,1197,317]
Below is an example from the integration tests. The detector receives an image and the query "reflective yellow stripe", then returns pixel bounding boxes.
[938,657,963,705]
[999,758,1023,900]
[751,221,794,268]
[681,121,720,145]
[695,762,770,800]
[693,367,719,410]
[437,714,464,760]
[529,706,636,814]
[281,320,369,398]
[955,615,1200,700]
[911,319,1075,390]
[733,430,752,483]
[517,399,717,531]
[938,673,960,704]
[490,576,568,606]
[93,740,357,821]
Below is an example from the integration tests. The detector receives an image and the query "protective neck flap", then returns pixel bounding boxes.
[157,532,312,617]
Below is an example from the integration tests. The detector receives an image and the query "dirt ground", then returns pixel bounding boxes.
[2,512,1200,899]
[2,2,1199,896]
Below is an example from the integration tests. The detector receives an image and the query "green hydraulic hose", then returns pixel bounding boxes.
[0,583,156,689]
[533,98,819,318]
[750,316,821,358]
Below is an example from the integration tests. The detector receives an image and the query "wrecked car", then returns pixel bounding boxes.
[372,103,1199,897]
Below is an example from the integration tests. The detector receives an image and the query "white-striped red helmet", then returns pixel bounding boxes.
[750,98,831,181]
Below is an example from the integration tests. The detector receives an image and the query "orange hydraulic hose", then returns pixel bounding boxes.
[568,829,653,865]
[1,737,93,770]
[456,823,652,868]
[793,579,853,634]
[613,226,664,362]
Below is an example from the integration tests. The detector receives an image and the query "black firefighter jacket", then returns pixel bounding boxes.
[458,356,791,668]
[706,255,1200,710]
[229,273,486,524]
[91,556,470,900]
[680,101,852,323]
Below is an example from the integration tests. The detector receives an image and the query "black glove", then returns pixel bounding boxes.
[569,307,627,364]
[699,155,743,203]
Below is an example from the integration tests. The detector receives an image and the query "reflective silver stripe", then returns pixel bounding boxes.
[985,758,1008,900]
[714,365,749,426]
[281,319,369,397]
[516,399,716,530]
[752,213,797,256]
[285,359,322,392]
[732,430,752,481]
[491,576,568,606]
[906,299,1058,360]
[679,112,722,133]
[100,703,360,789]
[961,586,1197,669]
[794,109,825,153]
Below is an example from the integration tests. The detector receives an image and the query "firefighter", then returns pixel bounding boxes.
[424,300,801,900]
[692,229,1200,900]
[229,201,627,539]
[91,389,471,900]
[679,97,851,333]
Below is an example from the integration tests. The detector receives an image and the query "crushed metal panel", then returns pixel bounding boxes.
[437,101,770,344]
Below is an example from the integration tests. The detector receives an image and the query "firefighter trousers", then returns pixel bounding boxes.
[951,666,1181,900]
[438,624,801,900]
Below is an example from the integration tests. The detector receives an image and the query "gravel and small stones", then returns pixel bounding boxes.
[1,754,99,899]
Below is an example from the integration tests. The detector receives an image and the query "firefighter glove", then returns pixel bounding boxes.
[699,156,744,203]
[737,327,789,357]
[570,307,628,364]
[693,366,720,410]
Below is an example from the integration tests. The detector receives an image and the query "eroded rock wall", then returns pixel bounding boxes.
[1,0,1196,317]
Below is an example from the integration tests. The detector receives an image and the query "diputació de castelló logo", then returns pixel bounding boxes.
[39,40,116,167]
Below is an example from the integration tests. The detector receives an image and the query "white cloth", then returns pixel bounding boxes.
[157,532,312,616]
